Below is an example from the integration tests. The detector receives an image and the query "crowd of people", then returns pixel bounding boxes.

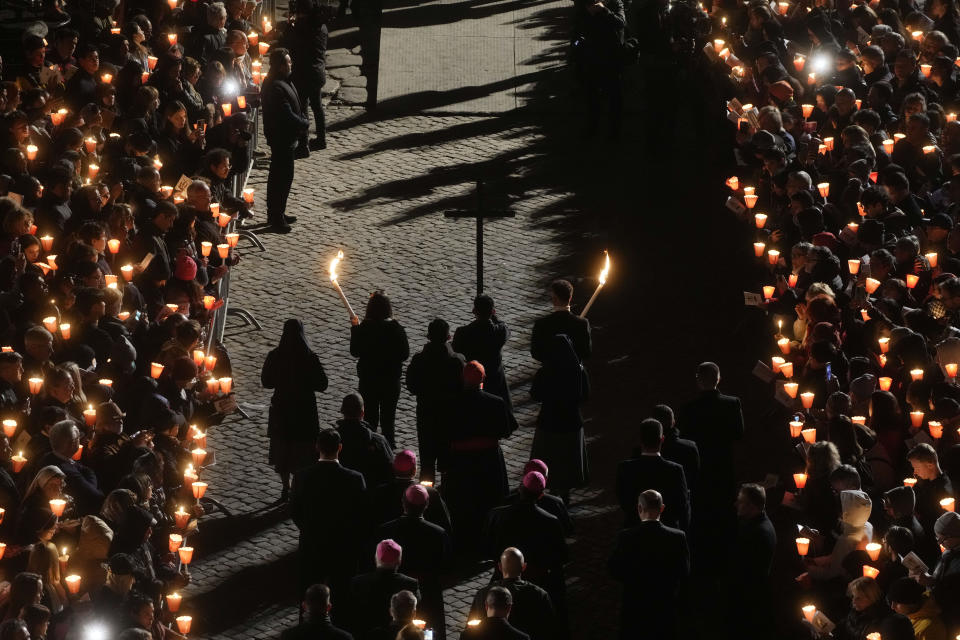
[696,0,960,635]
[264,282,591,640]
[0,0,341,637]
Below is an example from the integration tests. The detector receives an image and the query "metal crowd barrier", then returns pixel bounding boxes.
[206,105,264,351]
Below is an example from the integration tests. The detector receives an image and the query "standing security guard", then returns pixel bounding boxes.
[261,47,308,234]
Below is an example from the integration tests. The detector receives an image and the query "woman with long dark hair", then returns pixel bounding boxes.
[350,292,409,447]
[261,319,328,499]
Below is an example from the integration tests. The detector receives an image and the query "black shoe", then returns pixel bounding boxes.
[284,214,298,223]
[309,138,327,151]
[238,209,253,220]
[266,223,292,234]
[294,145,310,160]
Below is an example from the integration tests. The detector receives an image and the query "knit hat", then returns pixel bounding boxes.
[376,539,402,565]
[884,486,916,515]
[393,450,417,475]
[934,511,960,538]
[463,361,485,386]
[175,254,197,281]
[769,80,794,102]
[404,484,429,507]
[524,459,548,477]
[522,471,546,495]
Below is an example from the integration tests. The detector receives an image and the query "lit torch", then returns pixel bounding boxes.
[329,250,358,321]
[579,251,610,318]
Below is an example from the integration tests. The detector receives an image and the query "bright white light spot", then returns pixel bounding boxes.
[85,624,109,640]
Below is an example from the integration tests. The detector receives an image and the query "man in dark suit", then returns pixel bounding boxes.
[364,590,418,640]
[40,420,104,516]
[460,587,531,640]
[730,484,777,636]
[376,485,451,639]
[650,404,699,496]
[608,490,690,640]
[468,548,555,640]
[261,47,309,233]
[678,362,744,519]
[530,280,591,363]
[616,418,689,531]
[405,318,465,482]
[482,471,567,631]
[349,539,420,637]
[452,294,513,414]
[281,584,353,640]
[291,430,368,618]
[335,393,394,490]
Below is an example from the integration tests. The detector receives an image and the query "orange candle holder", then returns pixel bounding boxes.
[217,243,230,259]
[801,103,813,117]
[946,363,958,378]
[866,542,881,561]
[802,605,816,623]
[780,362,794,378]
[176,616,192,634]
[754,213,767,228]
[1,420,15,439]
[201,241,213,257]
[767,249,779,265]
[49,499,66,517]
[851,416,866,426]
[929,421,944,439]
[865,278,881,294]
[878,337,890,354]
[793,472,807,488]
[910,411,924,427]
[191,448,207,468]
[862,565,879,578]
[11,452,26,472]
[784,382,798,398]
[64,575,81,594]
[753,242,765,257]
[121,264,134,281]
[206,378,220,394]
[941,497,956,511]
[59,323,70,340]
[167,593,182,612]
[219,377,233,393]
[801,428,817,443]
[169,533,182,552]
[847,259,860,275]
[744,194,758,209]
[174,508,190,529]
[226,233,239,248]
[28,378,43,395]
[771,357,785,372]
[904,477,918,487]
[800,392,815,409]
[763,285,775,300]
[191,482,207,499]
[878,376,892,391]
[205,354,217,371]
[777,338,790,354]
[151,362,164,379]
[796,537,810,556]
[910,368,924,381]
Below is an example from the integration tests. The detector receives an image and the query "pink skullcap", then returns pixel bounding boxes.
[524,459,548,477]
[175,254,197,281]
[376,539,402,565]
[404,484,429,507]
[393,449,417,474]
[463,360,485,386]
[522,471,546,495]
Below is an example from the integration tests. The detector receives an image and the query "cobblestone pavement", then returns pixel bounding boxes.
[185,106,626,639]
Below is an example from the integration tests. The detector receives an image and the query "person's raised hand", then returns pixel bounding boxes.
[350,314,360,326]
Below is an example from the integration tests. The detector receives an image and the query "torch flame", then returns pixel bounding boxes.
[330,250,344,282]
[599,251,611,286]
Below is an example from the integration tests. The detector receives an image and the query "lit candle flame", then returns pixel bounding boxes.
[598,251,611,285]
[330,250,344,282]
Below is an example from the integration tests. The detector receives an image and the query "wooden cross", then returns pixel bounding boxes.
[444,181,515,294]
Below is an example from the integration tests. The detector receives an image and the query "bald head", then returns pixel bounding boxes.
[499,547,525,579]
